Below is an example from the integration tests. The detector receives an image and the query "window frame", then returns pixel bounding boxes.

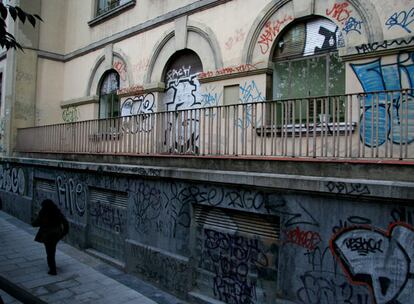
[88,0,136,27]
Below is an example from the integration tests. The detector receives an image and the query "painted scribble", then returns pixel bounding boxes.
[62,106,79,123]
[343,17,363,34]
[351,51,414,147]
[257,15,293,54]
[326,2,352,24]
[163,64,202,153]
[56,175,87,217]
[0,165,25,195]
[385,7,414,33]
[203,229,268,304]
[331,223,414,304]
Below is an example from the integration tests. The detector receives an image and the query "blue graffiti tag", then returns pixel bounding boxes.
[238,80,265,128]
[343,17,363,34]
[385,8,414,33]
[351,52,414,147]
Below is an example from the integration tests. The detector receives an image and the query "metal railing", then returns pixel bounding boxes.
[15,90,414,160]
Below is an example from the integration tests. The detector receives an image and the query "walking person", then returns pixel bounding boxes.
[32,199,69,275]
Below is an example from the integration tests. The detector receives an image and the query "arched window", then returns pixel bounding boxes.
[272,17,345,124]
[273,17,345,100]
[99,70,120,118]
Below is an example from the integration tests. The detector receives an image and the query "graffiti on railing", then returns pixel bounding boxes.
[351,51,414,147]
[238,80,264,129]
[121,93,155,132]
[0,165,25,195]
[331,222,414,304]
[121,93,155,116]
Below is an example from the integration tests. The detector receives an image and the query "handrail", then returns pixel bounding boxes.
[15,89,414,160]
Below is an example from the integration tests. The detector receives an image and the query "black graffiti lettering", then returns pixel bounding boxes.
[343,237,383,256]
[203,229,268,304]
[326,181,370,196]
[89,201,125,233]
[130,245,188,293]
[355,37,414,54]
[297,271,371,304]
[332,216,372,234]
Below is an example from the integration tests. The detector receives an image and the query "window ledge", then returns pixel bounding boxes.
[88,1,136,27]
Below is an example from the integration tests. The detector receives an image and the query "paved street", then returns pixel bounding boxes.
[0,211,185,304]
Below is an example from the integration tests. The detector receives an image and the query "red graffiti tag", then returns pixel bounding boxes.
[284,226,322,251]
[113,61,127,81]
[326,2,352,24]
[198,62,263,79]
[257,15,293,55]
[225,29,246,50]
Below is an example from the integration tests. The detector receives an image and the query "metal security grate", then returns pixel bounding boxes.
[194,205,280,240]
[89,188,128,208]
[35,178,56,192]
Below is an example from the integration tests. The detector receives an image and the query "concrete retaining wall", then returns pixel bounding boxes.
[0,157,413,304]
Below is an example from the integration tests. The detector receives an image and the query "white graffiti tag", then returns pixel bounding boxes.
[0,165,25,195]
[331,223,414,304]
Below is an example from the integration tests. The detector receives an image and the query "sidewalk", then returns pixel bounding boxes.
[0,211,185,304]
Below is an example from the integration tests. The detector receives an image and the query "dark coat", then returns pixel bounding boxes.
[32,201,69,244]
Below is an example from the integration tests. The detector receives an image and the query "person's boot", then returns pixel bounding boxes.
[48,269,57,275]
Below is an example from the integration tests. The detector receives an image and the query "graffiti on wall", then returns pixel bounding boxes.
[120,93,155,133]
[89,201,125,233]
[56,175,87,217]
[331,223,414,304]
[113,60,127,81]
[304,18,344,56]
[225,28,246,50]
[351,51,414,147]
[203,229,269,304]
[325,181,370,196]
[201,85,222,108]
[326,2,352,24]
[163,64,202,152]
[121,93,155,116]
[131,182,191,238]
[198,62,262,79]
[0,165,25,195]
[62,106,79,123]
[283,226,321,251]
[385,7,414,33]
[257,15,293,55]
[391,207,414,226]
[130,245,189,294]
[355,37,414,55]
[343,17,363,35]
[325,2,363,36]
[238,80,264,129]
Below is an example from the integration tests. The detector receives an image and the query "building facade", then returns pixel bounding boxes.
[0,0,414,303]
